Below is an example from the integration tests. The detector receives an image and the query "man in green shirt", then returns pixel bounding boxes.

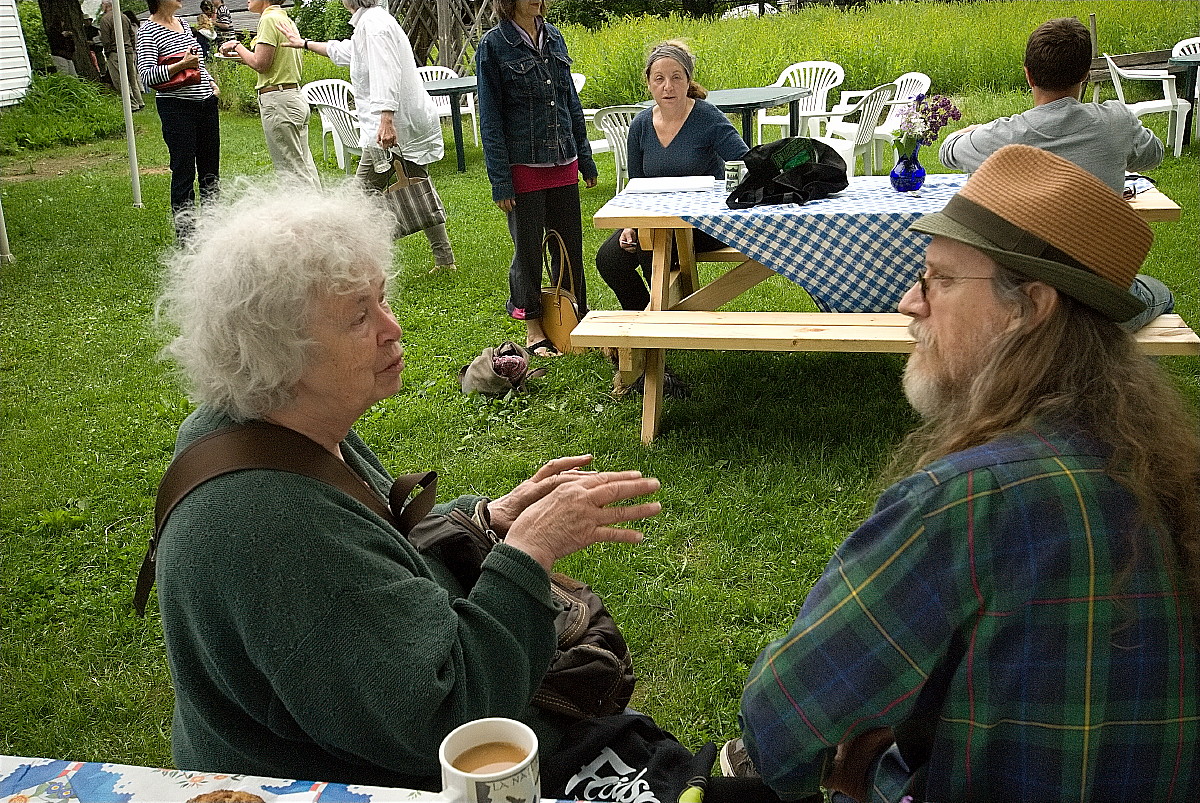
[219,0,319,185]
[729,146,1199,801]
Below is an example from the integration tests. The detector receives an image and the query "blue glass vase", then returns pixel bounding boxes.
[890,144,926,192]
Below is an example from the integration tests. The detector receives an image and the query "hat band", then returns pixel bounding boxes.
[647,44,694,81]
[940,195,1093,276]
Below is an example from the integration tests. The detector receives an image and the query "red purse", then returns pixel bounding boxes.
[151,52,201,91]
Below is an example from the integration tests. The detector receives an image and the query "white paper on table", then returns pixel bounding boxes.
[621,176,715,193]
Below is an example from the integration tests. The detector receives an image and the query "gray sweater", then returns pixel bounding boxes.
[938,97,1163,192]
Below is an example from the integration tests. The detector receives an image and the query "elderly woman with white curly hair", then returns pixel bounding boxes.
[152,179,661,788]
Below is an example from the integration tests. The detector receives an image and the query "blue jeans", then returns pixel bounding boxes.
[1122,274,1175,332]
[156,94,220,236]
[504,182,587,321]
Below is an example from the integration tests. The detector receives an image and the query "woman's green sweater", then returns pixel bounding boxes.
[158,405,565,789]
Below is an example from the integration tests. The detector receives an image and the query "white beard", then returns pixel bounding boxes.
[902,321,997,419]
[902,355,946,419]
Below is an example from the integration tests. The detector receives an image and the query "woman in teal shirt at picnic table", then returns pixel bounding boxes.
[595,40,748,394]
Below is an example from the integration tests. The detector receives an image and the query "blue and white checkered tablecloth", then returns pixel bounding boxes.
[612,173,968,312]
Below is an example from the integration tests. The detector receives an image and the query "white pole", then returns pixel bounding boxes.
[0,193,13,263]
[109,0,143,207]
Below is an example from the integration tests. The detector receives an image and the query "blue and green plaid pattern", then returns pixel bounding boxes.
[740,423,1198,802]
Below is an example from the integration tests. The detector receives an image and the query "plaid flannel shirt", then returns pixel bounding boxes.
[740,422,1198,802]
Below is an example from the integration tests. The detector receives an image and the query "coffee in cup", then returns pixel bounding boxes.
[451,741,527,774]
[439,718,539,803]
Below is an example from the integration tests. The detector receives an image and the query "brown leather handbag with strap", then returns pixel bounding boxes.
[133,420,635,719]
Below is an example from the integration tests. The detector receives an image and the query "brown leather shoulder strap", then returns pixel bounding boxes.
[133,421,437,616]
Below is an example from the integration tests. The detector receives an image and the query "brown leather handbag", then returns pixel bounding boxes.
[540,230,583,354]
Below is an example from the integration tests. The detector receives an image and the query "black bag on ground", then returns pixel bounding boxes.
[541,713,702,803]
[542,714,791,803]
[726,137,848,209]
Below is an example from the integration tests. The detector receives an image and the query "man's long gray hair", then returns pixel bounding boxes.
[894,266,1200,593]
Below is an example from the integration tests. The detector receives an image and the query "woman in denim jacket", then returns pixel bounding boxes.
[476,0,597,357]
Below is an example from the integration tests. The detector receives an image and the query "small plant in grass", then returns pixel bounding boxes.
[33,501,90,536]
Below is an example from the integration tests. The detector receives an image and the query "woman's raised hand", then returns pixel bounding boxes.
[487,455,660,570]
[501,470,661,571]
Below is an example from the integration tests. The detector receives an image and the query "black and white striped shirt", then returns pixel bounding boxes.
[136,18,215,101]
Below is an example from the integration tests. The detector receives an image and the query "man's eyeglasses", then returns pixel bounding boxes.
[916,274,995,302]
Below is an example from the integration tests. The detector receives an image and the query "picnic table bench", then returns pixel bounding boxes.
[572,311,1200,359]
[574,310,1198,440]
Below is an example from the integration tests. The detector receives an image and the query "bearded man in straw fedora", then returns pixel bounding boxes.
[725,145,1199,802]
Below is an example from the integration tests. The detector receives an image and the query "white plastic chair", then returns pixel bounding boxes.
[813,82,896,179]
[593,105,642,191]
[1175,37,1200,59]
[1174,37,1200,137]
[301,78,354,170]
[825,71,930,169]
[418,65,479,146]
[756,61,844,142]
[721,3,778,18]
[1104,53,1191,157]
[309,97,363,174]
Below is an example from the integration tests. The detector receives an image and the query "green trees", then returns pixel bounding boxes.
[35,0,100,80]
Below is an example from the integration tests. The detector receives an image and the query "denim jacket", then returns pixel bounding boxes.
[476,19,597,202]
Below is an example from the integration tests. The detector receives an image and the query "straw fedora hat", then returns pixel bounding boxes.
[909,144,1151,322]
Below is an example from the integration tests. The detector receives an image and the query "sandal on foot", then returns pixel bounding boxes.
[527,339,562,358]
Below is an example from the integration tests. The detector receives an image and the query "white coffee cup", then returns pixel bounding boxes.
[438,717,539,803]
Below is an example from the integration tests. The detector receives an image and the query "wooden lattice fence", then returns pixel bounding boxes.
[393,0,495,73]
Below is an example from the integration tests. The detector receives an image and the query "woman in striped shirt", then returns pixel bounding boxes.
[137,0,220,238]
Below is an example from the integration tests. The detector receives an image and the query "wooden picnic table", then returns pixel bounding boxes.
[576,175,1192,442]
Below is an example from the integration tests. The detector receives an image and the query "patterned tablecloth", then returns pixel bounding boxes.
[0,756,449,803]
[612,173,1162,314]
[0,756,597,803]
[613,173,969,313]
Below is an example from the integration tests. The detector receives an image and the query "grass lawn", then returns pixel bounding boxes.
[2,78,1197,771]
